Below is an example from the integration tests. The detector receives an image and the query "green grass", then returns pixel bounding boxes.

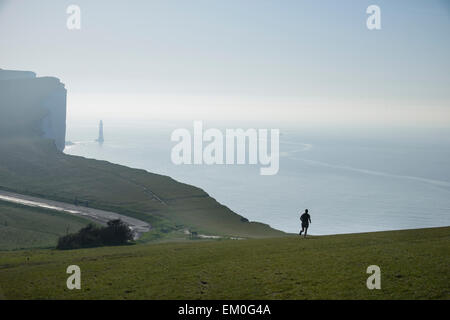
[0,200,91,250]
[0,227,448,299]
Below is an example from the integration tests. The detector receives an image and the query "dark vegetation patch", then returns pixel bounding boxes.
[56,219,134,250]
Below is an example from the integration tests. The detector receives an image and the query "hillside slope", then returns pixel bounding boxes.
[0,137,284,239]
[0,200,91,250]
[0,227,448,299]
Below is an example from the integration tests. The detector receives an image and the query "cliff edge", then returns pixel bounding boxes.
[0,68,67,151]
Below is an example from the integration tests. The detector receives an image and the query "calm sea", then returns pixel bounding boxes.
[65,120,450,235]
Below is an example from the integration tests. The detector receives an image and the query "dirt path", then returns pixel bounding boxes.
[0,190,151,239]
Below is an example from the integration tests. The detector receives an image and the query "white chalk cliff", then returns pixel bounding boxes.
[0,69,67,151]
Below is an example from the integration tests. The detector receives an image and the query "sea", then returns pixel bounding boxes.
[65,119,450,235]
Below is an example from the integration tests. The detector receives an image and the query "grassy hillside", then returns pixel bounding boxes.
[0,200,91,250]
[0,137,284,240]
[0,227,448,300]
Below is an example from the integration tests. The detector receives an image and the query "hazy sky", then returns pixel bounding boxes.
[1,0,449,126]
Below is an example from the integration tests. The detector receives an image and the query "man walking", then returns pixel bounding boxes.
[299,209,311,237]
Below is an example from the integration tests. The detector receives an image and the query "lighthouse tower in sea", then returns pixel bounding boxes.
[96,120,104,143]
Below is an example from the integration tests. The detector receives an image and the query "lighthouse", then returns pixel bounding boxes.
[97,120,104,143]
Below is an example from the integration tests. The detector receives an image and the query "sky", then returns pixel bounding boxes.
[0,0,449,127]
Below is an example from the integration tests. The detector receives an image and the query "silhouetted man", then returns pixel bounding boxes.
[299,209,311,237]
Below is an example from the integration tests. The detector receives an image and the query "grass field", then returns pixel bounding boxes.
[0,200,91,250]
[1,96,448,300]
[0,227,448,300]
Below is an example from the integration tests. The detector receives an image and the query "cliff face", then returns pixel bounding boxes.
[0,69,67,151]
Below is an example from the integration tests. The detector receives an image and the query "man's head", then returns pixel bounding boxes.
[305,209,309,214]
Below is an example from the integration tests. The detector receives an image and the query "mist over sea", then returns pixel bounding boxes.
[65,120,450,235]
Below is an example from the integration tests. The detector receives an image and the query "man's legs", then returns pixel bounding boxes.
[304,226,308,238]
[299,225,306,235]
